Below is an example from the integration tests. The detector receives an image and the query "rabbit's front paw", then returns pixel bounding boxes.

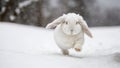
[75,48,81,52]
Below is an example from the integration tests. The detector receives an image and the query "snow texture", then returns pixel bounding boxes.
[16,0,38,15]
[9,15,15,21]
[0,7,6,14]
[15,8,20,15]
[19,0,38,8]
[49,0,60,8]
[0,22,120,68]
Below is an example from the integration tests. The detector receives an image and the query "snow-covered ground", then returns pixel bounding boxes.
[0,22,120,68]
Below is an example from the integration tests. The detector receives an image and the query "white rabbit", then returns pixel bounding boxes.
[46,13,93,55]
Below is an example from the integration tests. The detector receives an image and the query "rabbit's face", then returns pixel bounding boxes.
[46,13,93,38]
[61,18,82,35]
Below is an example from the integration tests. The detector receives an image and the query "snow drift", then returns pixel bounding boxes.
[0,22,120,68]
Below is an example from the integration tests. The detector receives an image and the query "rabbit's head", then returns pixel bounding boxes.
[46,13,93,38]
[61,13,82,35]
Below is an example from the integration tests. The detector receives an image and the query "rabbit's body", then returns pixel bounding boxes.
[54,24,84,50]
[46,13,92,55]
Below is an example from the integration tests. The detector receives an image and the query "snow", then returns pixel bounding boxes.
[19,0,38,8]
[15,8,20,14]
[9,15,15,21]
[49,0,59,8]
[68,0,77,7]
[0,7,6,14]
[19,0,32,8]
[0,22,120,68]
[96,0,120,8]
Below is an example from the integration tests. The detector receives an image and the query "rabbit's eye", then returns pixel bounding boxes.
[76,22,79,24]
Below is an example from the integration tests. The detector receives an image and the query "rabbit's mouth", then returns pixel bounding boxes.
[64,30,80,36]
[71,32,79,35]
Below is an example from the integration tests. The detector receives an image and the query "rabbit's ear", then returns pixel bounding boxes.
[46,15,65,29]
[80,20,93,38]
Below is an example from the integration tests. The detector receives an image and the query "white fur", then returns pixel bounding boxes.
[54,24,84,49]
[46,13,92,55]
